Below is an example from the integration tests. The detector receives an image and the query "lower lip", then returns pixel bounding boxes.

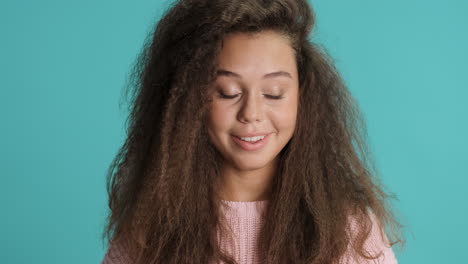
[232,134,271,151]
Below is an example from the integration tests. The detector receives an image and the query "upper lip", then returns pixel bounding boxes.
[234,132,271,138]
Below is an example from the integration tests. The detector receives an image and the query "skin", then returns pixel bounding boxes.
[207,30,299,202]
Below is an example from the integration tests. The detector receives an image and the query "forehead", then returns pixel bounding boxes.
[216,31,298,81]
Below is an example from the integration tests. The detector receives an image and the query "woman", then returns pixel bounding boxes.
[101,0,404,263]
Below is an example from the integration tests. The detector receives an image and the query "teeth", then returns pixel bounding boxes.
[240,135,265,142]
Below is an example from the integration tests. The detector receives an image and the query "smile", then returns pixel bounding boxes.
[239,135,265,142]
[232,133,271,151]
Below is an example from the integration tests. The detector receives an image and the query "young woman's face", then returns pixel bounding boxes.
[207,30,299,172]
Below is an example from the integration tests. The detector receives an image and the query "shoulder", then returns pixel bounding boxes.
[101,240,131,264]
[340,210,398,264]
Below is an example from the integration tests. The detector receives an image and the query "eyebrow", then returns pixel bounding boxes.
[216,69,293,80]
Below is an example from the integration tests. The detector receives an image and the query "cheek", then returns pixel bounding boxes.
[207,104,232,133]
[274,112,297,131]
[273,101,298,130]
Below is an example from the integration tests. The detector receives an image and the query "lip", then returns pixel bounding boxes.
[232,133,271,151]
[235,132,271,137]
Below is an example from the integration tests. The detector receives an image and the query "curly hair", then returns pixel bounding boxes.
[102,0,404,263]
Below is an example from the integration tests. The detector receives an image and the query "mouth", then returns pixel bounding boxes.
[232,133,271,151]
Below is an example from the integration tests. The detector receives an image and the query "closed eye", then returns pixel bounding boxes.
[218,93,240,99]
[218,93,283,100]
[264,94,284,100]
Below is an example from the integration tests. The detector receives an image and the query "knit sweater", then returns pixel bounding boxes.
[102,200,398,264]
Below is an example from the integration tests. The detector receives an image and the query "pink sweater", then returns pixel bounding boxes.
[102,200,398,264]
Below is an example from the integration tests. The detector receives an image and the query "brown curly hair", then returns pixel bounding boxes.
[102,0,404,263]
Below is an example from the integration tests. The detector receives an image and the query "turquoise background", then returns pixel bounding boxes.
[1,0,466,263]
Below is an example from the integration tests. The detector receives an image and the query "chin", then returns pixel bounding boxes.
[231,157,273,171]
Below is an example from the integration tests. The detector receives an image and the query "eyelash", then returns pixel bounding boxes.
[219,93,284,100]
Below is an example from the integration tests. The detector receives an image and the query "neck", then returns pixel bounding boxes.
[216,158,277,202]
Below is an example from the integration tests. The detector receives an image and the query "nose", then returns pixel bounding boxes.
[237,92,264,123]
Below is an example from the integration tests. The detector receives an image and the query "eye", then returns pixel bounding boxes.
[217,92,283,100]
[218,92,240,99]
[264,94,284,100]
